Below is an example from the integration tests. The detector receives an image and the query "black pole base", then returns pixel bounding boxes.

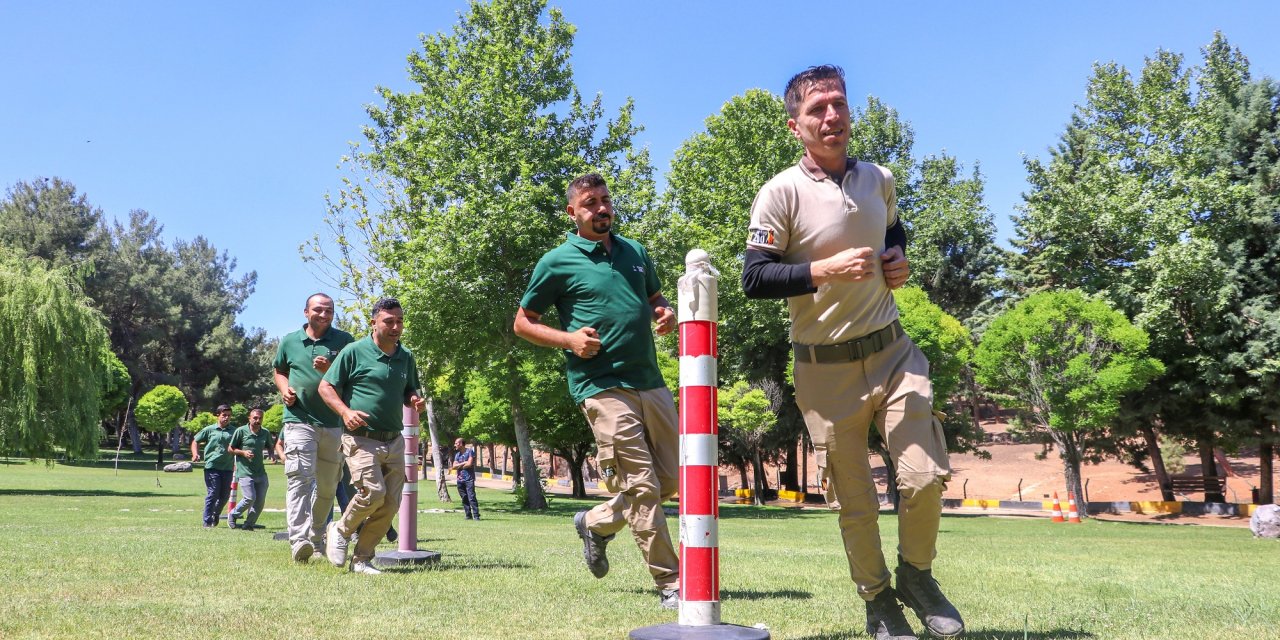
[373,549,442,567]
[629,623,770,639]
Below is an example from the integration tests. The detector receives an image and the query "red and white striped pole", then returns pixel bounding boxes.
[226,460,239,521]
[373,406,440,565]
[677,249,722,627]
[630,249,768,639]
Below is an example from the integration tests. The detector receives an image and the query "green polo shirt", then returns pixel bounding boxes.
[229,425,277,478]
[272,325,355,427]
[322,336,420,433]
[520,231,666,403]
[193,424,236,471]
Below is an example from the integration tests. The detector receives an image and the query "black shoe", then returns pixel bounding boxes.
[895,561,965,638]
[659,588,679,610]
[386,526,398,543]
[865,588,918,640]
[573,511,613,578]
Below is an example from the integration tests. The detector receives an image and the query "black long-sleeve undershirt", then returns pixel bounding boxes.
[742,219,907,300]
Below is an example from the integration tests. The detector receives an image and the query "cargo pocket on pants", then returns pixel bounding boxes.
[596,442,621,494]
[815,447,840,511]
[929,410,952,479]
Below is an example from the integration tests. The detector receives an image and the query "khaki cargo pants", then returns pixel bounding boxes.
[581,387,680,590]
[336,432,405,564]
[794,332,951,601]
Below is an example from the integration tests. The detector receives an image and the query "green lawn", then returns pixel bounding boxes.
[1,454,1276,639]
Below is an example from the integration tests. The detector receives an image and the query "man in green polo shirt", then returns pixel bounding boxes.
[192,405,236,528]
[273,292,355,562]
[319,297,426,576]
[514,172,681,610]
[227,408,278,530]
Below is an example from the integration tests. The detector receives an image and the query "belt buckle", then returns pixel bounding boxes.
[851,341,864,361]
[870,331,884,354]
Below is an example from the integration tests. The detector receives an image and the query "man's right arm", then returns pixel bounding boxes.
[190,430,203,462]
[513,308,601,359]
[273,369,296,406]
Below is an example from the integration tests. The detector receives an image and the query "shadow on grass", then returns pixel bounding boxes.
[721,588,813,601]
[718,505,821,520]
[403,554,533,573]
[792,631,1091,640]
[0,488,170,498]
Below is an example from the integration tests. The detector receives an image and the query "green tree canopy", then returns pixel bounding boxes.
[135,385,189,435]
[974,290,1163,515]
[0,256,111,460]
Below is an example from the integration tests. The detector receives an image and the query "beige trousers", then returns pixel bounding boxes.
[581,387,680,590]
[281,423,344,548]
[794,333,951,600]
[337,433,405,563]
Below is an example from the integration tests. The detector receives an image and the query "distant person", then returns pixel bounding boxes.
[227,408,277,530]
[273,293,355,562]
[513,173,681,609]
[191,405,236,528]
[742,65,961,639]
[319,297,426,575]
[451,438,479,520]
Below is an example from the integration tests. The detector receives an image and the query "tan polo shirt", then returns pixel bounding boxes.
[746,155,900,345]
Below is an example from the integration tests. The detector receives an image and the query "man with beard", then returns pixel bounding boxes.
[191,405,236,528]
[319,297,426,575]
[742,65,962,640]
[514,173,680,610]
[273,293,355,562]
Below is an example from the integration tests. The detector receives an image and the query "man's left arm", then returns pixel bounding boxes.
[402,358,427,414]
[648,292,675,336]
[879,168,910,290]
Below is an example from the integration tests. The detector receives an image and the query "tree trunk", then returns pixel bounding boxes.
[511,448,522,489]
[801,429,810,493]
[563,447,588,499]
[1198,440,1226,503]
[424,396,452,503]
[126,391,143,455]
[781,437,800,491]
[1140,424,1175,501]
[751,449,767,506]
[736,462,748,490]
[1051,429,1087,519]
[965,367,983,438]
[503,447,510,479]
[155,436,165,467]
[1259,438,1274,505]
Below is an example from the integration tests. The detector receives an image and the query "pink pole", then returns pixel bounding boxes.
[399,406,421,552]
[677,249,721,626]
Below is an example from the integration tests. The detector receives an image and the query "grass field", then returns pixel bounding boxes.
[1,453,1276,639]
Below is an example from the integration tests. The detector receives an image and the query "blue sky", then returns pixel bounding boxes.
[4,1,1278,340]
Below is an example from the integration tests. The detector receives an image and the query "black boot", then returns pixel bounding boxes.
[864,587,918,640]
[895,560,965,638]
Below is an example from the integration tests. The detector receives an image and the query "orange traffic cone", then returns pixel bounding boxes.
[1067,492,1082,523]
[1050,492,1065,523]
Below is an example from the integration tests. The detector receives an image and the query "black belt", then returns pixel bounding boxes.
[793,319,903,364]
[356,429,401,443]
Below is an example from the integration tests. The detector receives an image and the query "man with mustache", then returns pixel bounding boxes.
[318,297,426,575]
[742,65,963,640]
[514,173,681,610]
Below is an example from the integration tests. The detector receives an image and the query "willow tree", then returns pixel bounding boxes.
[0,257,110,460]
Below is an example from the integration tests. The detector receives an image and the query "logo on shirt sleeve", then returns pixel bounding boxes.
[748,225,777,248]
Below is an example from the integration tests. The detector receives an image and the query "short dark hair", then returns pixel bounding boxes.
[249,407,264,415]
[304,292,333,308]
[371,297,402,318]
[566,173,608,204]
[784,65,847,117]
[215,404,232,415]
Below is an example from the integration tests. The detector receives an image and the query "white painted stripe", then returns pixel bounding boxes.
[679,355,717,387]
[678,601,721,627]
[680,514,718,548]
[681,434,718,467]
[404,455,418,467]
[401,426,420,437]
[403,482,418,493]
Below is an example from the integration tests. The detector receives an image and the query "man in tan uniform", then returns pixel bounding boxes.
[742,65,963,640]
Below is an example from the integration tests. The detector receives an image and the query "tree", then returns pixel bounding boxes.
[99,349,131,420]
[307,0,655,509]
[974,290,1163,516]
[134,385,189,466]
[718,380,776,506]
[0,256,111,460]
[261,404,284,433]
[521,352,595,499]
[0,177,105,269]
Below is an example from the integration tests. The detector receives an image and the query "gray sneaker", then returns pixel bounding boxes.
[865,588,918,640]
[573,511,613,579]
[291,540,314,563]
[350,560,382,575]
[325,522,349,568]
[895,561,964,638]
[659,588,679,610]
